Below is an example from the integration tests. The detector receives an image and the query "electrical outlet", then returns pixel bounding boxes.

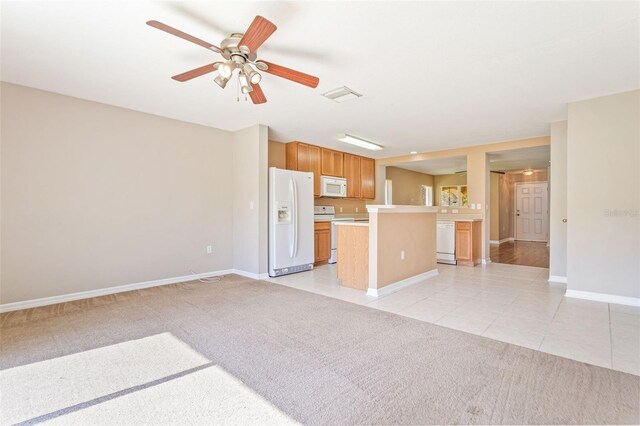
[441,209,448,213]
[206,245,212,254]
[471,203,476,209]
[249,201,254,210]
[356,207,359,212]
[452,209,459,213]
[340,207,343,212]
[400,250,405,260]
[477,203,482,210]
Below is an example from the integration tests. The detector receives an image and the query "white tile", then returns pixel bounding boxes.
[539,336,612,369]
[483,324,545,350]
[610,304,640,316]
[436,314,494,335]
[491,312,552,334]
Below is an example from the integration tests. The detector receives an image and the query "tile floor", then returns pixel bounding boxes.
[267,263,640,376]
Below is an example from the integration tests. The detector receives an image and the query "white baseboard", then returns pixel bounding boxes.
[367,269,439,298]
[548,275,568,284]
[565,289,640,307]
[0,269,235,314]
[490,238,514,245]
[233,270,270,280]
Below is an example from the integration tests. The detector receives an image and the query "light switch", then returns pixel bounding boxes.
[249,201,254,210]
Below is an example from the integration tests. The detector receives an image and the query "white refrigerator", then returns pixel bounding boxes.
[269,167,314,277]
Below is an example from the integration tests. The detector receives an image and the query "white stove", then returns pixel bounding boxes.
[313,205,335,222]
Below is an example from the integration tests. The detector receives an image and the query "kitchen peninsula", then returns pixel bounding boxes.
[336,205,440,297]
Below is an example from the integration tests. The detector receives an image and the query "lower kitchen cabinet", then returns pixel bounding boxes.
[455,221,482,266]
[314,222,331,264]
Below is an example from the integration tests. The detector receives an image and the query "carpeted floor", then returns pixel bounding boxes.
[1,275,639,425]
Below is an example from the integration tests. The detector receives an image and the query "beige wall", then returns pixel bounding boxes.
[549,121,568,278]
[232,124,269,276]
[567,90,639,299]
[268,140,286,169]
[384,167,434,205]
[1,83,236,304]
[433,174,467,206]
[490,173,500,241]
[498,173,513,240]
[369,212,437,289]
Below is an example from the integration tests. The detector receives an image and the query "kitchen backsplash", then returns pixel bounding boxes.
[314,197,368,214]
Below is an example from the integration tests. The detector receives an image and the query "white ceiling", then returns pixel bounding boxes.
[2,1,639,158]
[393,156,468,176]
[488,145,551,171]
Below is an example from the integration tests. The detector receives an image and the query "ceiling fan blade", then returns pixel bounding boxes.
[249,83,267,104]
[147,20,222,53]
[259,61,319,88]
[172,62,221,82]
[238,16,277,53]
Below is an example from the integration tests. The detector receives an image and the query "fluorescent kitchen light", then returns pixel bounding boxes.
[338,134,383,151]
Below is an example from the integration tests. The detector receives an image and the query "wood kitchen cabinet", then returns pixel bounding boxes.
[285,141,374,199]
[455,221,482,266]
[343,154,361,198]
[360,157,375,199]
[314,221,331,264]
[321,148,344,177]
[286,142,321,196]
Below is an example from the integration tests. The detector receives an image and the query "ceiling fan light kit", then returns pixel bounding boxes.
[147,15,319,104]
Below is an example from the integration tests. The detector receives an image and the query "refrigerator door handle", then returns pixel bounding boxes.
[292,177,298,258]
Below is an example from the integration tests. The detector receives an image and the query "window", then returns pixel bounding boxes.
[440,185,468,207]
[422,185,433,206]
[385,179,393,205]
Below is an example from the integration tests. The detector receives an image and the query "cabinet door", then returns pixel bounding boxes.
[286,142,309,171]
[321,148,344,177]
[360,157,375,199]
[316,229,331,262]
[344,154,361,198]
[296,143,310,172]
[308,145,321,197]
[455,222,471,261]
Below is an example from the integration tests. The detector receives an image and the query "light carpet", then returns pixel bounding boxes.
[1,275,638,425]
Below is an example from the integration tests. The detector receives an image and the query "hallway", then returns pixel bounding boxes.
[490,241,549,268]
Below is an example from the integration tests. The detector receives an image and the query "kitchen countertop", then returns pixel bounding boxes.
[437,214,483,222]
[333,221,369,227]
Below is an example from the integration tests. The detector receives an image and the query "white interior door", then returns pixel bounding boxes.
[516,182,548,242]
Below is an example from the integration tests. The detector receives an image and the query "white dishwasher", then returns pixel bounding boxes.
[437,221,456,264]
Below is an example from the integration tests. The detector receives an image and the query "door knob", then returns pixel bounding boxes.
[562,218,567,223]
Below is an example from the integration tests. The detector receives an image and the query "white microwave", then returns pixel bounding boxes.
[320,176,347,197]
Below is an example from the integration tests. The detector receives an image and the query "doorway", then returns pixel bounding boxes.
[515,182,548,242]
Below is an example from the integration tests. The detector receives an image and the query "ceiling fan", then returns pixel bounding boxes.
[147,16,320,104]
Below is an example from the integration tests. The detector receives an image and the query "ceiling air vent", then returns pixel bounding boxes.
[322,86,362,103]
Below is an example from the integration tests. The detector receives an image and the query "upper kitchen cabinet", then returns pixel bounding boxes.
[285,141,374,199]
[286,142,321,196]
[321,148,344,177]
[344,154,361,198]
[360,157,375,199]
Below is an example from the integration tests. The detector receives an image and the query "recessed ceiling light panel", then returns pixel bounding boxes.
[338,134,382,151]
[323,86,362,103]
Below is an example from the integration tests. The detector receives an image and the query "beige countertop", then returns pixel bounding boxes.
[334,221,369,227]
[437,214,483,222]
